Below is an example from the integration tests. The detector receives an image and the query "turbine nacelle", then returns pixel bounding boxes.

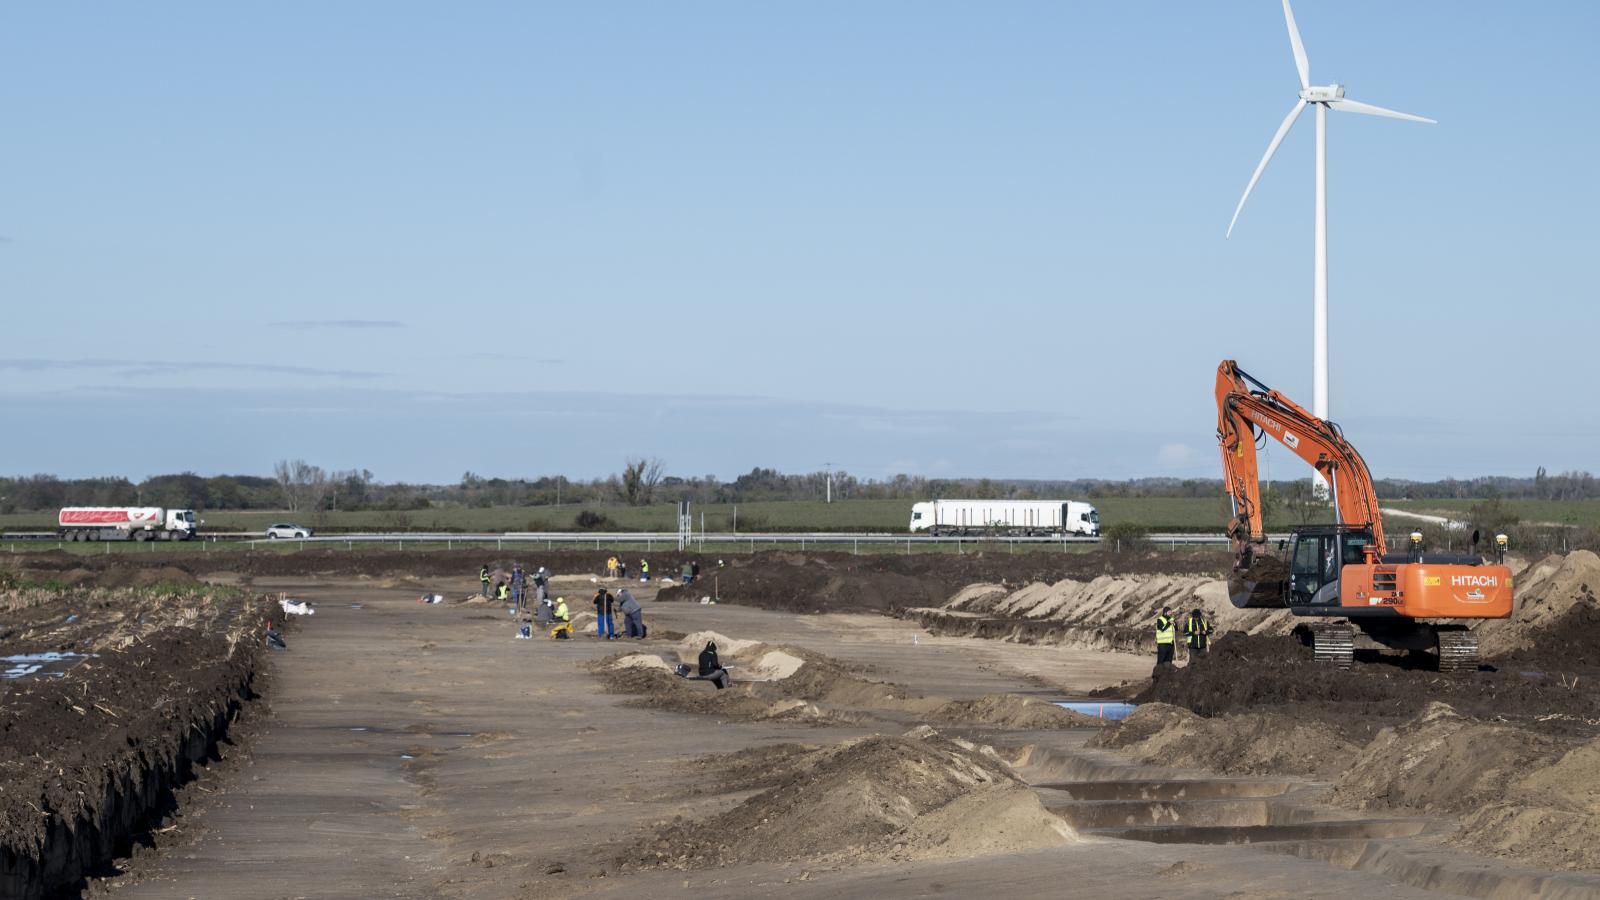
[1299,84,1345,103]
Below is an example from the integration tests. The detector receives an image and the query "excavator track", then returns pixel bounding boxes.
[1436,630,1479,672]
[1309,623,1355,669]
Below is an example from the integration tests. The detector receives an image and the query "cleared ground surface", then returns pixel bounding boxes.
[95,577,1536,899]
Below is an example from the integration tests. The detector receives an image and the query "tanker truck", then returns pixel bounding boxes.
[58,507,199,542]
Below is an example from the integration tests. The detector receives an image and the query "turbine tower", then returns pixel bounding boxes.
[1227,0,1434,453]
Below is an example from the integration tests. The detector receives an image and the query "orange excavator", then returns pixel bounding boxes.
[1215,360,1511,670]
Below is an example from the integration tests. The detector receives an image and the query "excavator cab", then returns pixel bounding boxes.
[1285,526,1375,608]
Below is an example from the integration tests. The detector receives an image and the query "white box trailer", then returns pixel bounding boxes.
[58,507,198,542]
[908,500,1099,537]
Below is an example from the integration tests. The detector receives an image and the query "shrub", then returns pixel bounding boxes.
[574,510,612,531]
[1102,521,1150,551]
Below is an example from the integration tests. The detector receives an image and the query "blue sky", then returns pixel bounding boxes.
[3,1,1596,483]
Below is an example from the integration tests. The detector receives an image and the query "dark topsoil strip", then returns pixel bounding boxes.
[656,549,1229,614]
[1137,615,1600,743]
[7,547,1228,613]
[0,592,269,899]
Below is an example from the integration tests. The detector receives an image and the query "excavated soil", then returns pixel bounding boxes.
[655,549,1228,614]
[1093,550,1600,874]
[0,583,269,898]
[1092,702,1357,778]
[591,638,1101,729]
[908,572,1295,654]
[621,728,1076,869]
[7,547,1227,605]
[1135,632,1600,741]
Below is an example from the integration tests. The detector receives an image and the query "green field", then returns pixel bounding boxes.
[0,498,1238,534]
[1383,499,1600,528]
[4,496,1593,537]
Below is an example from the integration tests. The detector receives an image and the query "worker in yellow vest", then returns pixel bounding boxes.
[550,597,572,639]
[1154,606,1176,668]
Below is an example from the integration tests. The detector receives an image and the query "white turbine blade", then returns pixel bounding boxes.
[1227,100,1306,238]
[1282,0,1310,89]
[1328,98,1436,124]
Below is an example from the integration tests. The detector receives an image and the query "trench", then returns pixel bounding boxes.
[0,665,259,900]
[1014,736,1600,899]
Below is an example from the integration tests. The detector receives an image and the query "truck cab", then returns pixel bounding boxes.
[167,509,198,536]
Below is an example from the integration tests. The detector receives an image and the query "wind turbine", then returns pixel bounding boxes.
[1227,0,1435,461]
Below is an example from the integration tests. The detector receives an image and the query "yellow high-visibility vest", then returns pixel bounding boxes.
[1155,615,1175,645]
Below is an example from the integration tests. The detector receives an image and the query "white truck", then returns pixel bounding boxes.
[58,507,199,542]
[909,499,1100,537]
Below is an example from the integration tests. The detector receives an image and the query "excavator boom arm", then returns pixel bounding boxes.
[1215,360,1385,553]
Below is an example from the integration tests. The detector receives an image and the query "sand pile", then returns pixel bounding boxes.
[651,548,1229,614]
[914,574,1295,652]
[1476,550,1600,661]
[607,654,673,672]
[631,729,1075,868]
[594,641,1106,730]
[1332,703,1562,814]
[1456,735,1600,871]
[1092,703,1356,778]
[745,649,805,680]
[927,694,1104,729]
[677,631,762,657]
[1328,702,1600,871]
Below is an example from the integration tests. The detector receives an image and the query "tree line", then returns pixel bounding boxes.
[1,464,1595,514]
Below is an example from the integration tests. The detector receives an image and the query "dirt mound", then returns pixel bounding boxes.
[1328,702,1600,871]
[746,649,805,680]
[913,573,1294,653]
[1456,736,1600,871]
[607,654,673,672]
[1476,550,1600,661]
[629,730,1075,868]
[653,549,1229,615]
[589,651,864,726]
[594,643,1096,731]
[927,694,1103,729]
[676,631,762,658]
[1331,703,1563,814]
[1135,632,1600,741]
[1092,703,1356,778]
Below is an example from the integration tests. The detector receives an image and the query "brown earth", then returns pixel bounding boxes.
[0,584,270,898]
[908,571,1294,655]
[592,638,1102,730]
[621,729,1076,870]
[1091,702,1357,778]
[654,549,1229,614]
[1087,551,1600,873]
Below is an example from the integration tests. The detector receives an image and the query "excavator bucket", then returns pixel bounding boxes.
[1228,551,1290,609]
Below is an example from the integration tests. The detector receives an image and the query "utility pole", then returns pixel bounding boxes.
[824,462,834,504]
[556,475,562,507]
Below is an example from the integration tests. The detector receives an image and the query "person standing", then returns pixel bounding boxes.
[510,564,526,609]
[1185,608,1211,656]
[681,561,694,585]
[617,588,644,639]
[1154,606,1176,667]
[479,564,491,597]
[639,559,650,583]
[593,588,616,640]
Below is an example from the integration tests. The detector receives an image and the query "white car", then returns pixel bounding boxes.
[265,523,313,539]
